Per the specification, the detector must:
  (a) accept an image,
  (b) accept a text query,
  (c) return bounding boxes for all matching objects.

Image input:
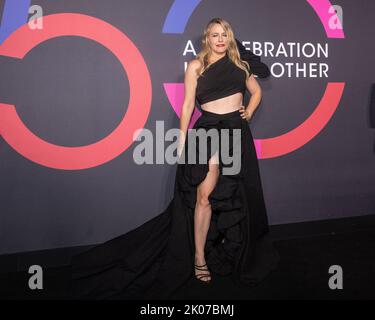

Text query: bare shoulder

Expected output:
[188,58,201,68]
[186,58,202,78]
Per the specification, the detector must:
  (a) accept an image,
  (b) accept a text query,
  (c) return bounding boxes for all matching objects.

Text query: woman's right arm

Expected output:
[178,60,200,152]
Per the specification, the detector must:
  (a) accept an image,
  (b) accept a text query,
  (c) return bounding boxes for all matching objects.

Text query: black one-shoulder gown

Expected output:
[70,108,279,299]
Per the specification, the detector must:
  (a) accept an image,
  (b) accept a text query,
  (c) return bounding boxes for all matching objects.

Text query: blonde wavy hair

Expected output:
[196,18,251,79]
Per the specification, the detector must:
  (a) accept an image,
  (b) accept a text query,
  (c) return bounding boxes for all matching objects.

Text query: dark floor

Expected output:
[1,228,374,300]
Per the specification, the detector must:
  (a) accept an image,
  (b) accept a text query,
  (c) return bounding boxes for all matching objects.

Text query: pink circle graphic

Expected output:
[0,13,152,170]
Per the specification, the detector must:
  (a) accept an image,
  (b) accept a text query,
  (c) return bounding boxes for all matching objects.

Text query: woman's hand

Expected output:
[238,106,253,121]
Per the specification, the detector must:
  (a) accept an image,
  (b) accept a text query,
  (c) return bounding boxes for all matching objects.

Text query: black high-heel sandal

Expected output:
[194,263,211,283]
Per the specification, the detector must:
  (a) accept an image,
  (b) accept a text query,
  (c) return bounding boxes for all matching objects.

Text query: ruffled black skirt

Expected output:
[70,109,279,299]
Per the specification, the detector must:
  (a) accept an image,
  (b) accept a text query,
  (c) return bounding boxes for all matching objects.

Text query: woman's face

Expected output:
[207,23,228,54]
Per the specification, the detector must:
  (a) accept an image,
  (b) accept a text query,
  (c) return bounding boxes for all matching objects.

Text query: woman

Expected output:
[70,17,279,299]
[179,18,266,283]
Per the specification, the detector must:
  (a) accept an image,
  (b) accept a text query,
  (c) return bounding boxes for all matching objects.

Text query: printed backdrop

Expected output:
[0,0,374,254]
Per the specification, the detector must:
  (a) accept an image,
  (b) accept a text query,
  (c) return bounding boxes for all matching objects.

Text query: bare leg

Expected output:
[194,152,219,282]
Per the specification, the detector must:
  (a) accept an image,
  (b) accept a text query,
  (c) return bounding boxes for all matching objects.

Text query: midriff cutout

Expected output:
[200,91,243,114]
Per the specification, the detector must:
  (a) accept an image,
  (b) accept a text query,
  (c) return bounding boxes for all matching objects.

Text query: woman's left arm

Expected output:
[239,74,262,121]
